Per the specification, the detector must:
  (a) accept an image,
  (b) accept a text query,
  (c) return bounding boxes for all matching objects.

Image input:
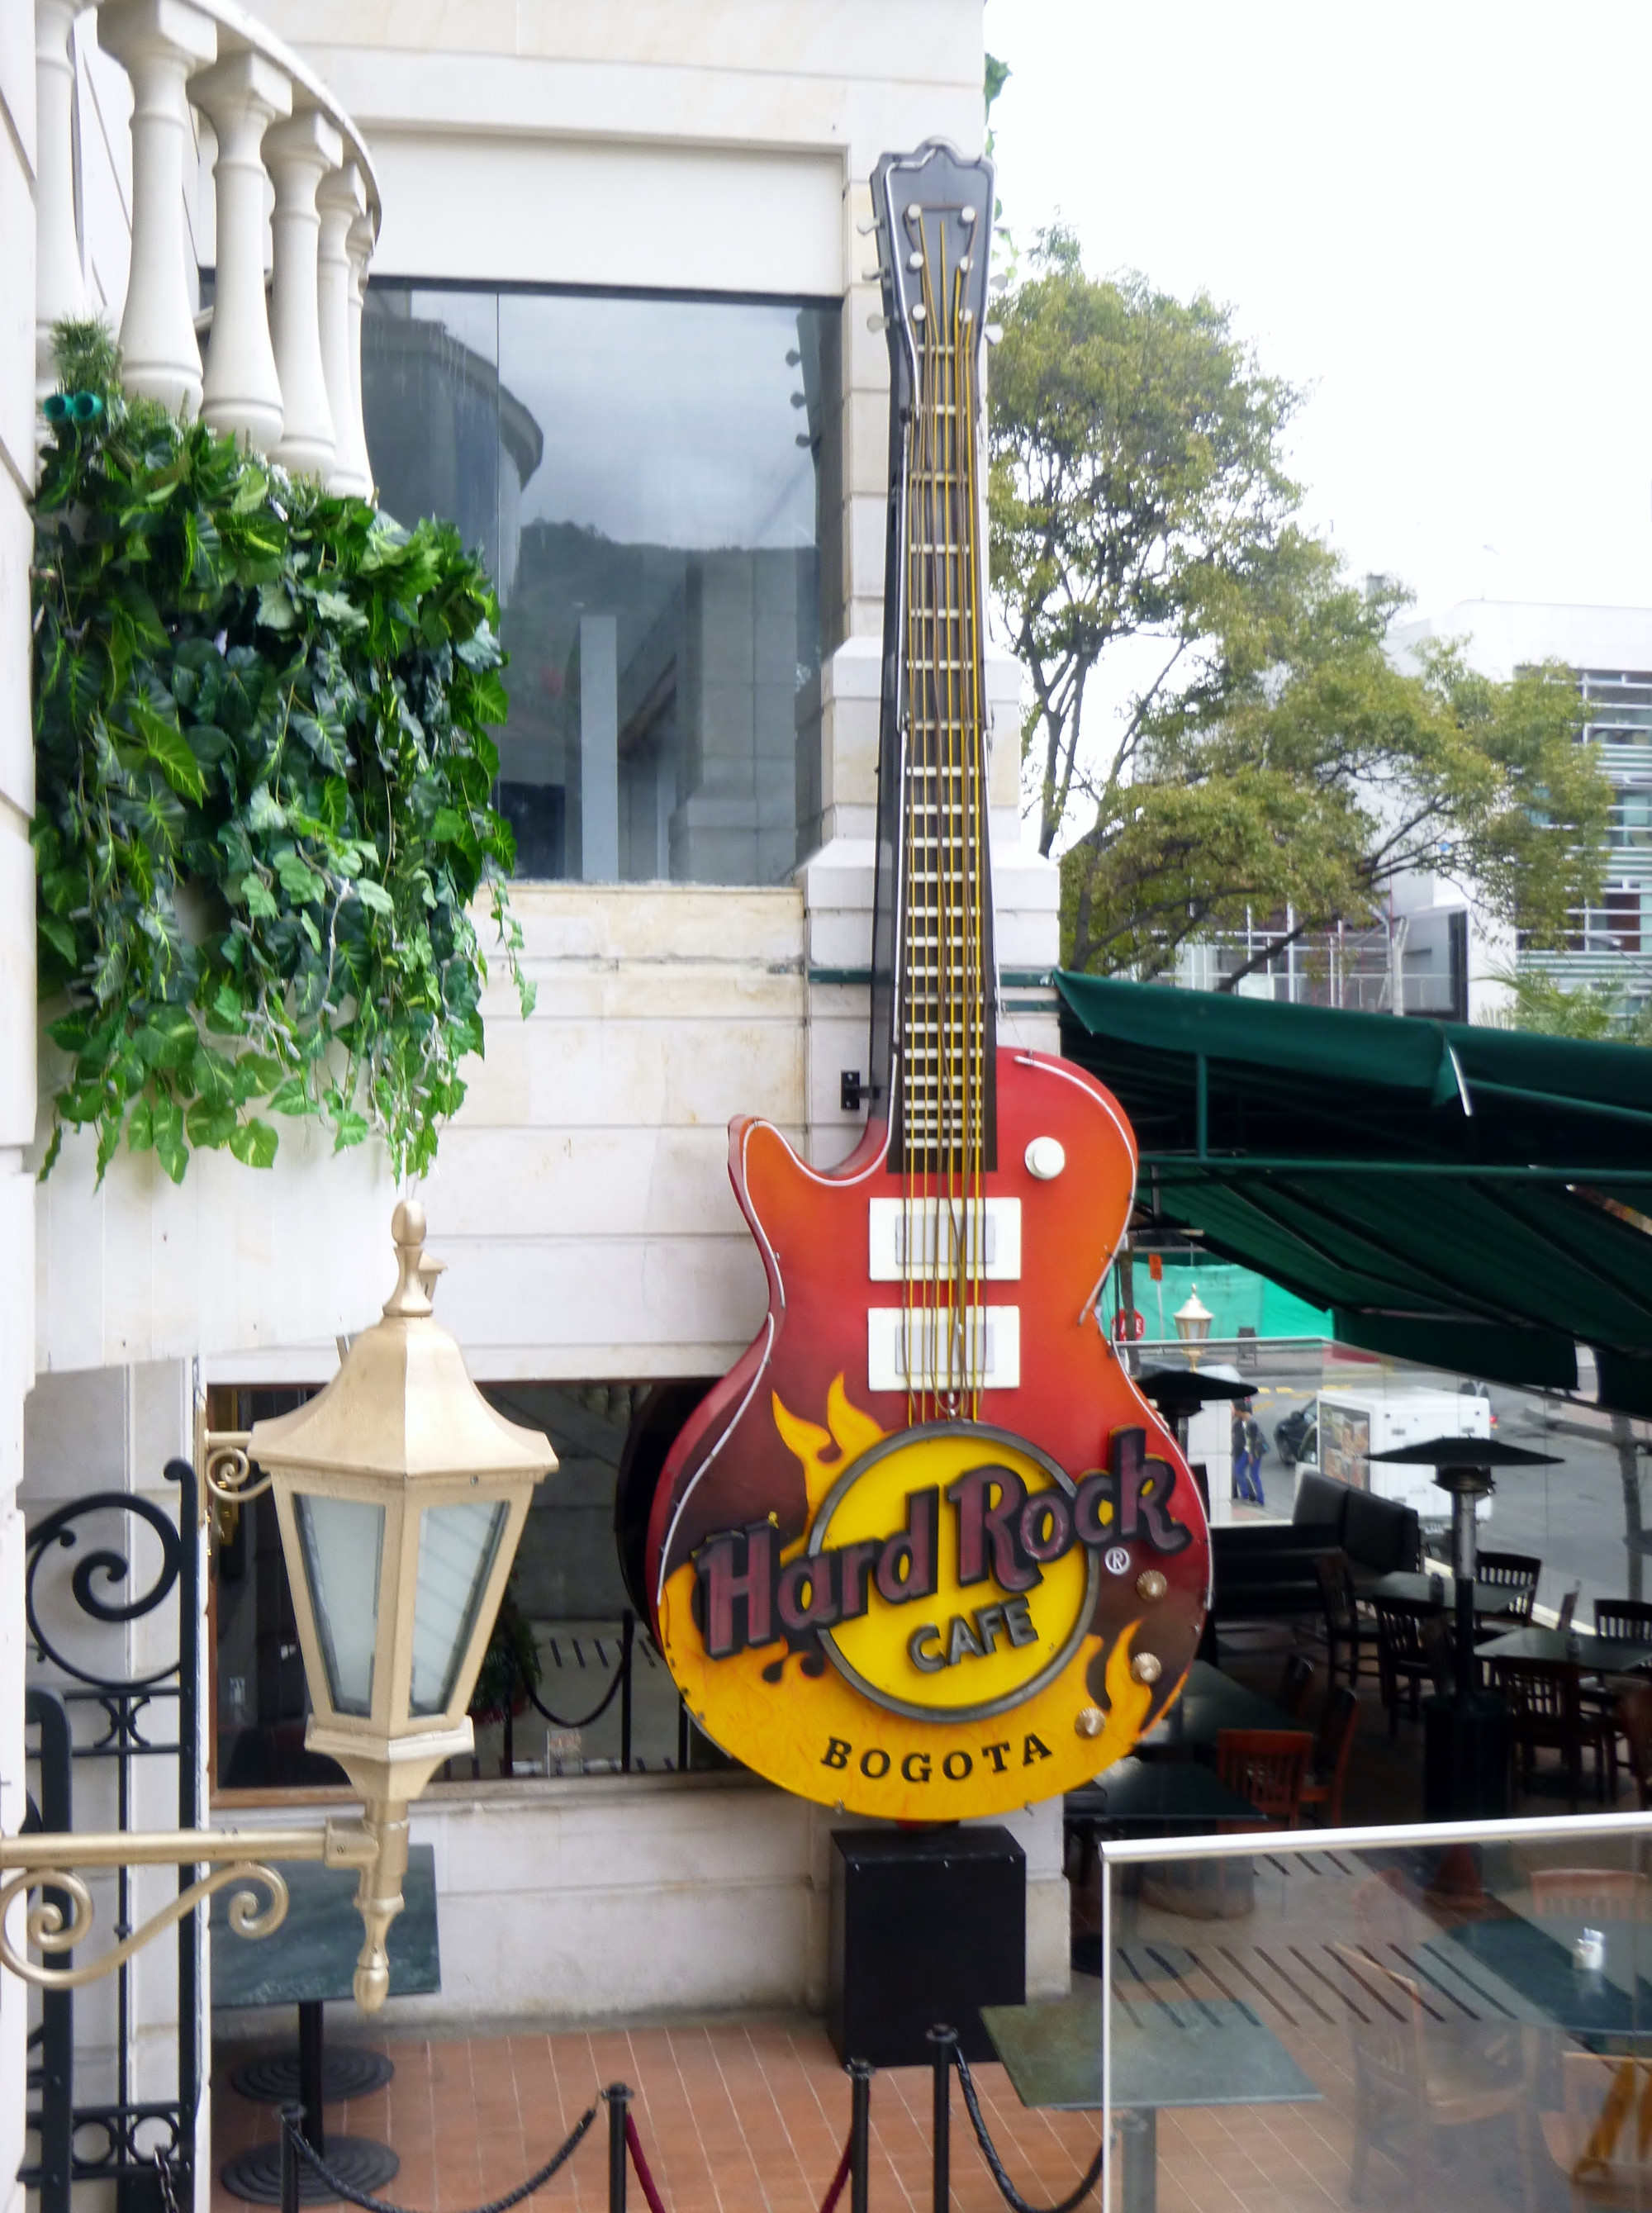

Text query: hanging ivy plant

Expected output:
[31,321,533,1185]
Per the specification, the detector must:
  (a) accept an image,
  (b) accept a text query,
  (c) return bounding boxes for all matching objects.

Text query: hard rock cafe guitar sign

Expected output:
[644,140,1210,1819]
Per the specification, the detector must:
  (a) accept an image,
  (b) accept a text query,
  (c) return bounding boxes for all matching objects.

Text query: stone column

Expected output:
[97,0,218,418]
[35,0,86,401]
[317,163,370,495]
[265,106,342,478]
[345,209,375,497]
[192,50,292,454]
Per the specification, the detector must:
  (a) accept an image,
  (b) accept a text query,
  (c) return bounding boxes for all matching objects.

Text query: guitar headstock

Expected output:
[869,140,995,392]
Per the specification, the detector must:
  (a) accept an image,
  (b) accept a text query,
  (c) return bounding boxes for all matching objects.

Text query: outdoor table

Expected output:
[1355,1570,1514,1619]
[1135,1660,1296,1759]
[981,1989,1320,2213]
[1068,1756,1260,1831]
[1475,1627,1652,1674]
[214,1843,440,2204]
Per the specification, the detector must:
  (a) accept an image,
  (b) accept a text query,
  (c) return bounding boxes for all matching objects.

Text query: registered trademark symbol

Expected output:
[1104,1546,1130,1576]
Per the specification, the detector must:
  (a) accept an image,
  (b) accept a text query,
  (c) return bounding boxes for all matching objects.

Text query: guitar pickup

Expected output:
[867,1304,1022,1391]
[867,1198,1022,1281]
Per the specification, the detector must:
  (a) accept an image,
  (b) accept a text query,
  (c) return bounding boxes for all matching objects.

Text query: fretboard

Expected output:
[890,236,995,1176]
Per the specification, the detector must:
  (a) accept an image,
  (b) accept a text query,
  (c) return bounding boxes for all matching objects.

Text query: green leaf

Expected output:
[185,1098,238,1148]
[153,1097,188,1183]
[127,1096,156,1152]
[141,1005,199,1069]
[244,785,287,833]
[257,582,298,633]
[274,849,326,905]
[40,914,78,966]
[267,1073,315,1117]
[352,878,396,917]
[241,874,279,919]
[228,1117,278,1168]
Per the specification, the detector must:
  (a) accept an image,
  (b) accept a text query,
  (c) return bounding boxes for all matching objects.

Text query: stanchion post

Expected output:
[607,2083,630,2213]
[927,2025,955,2213]
[279,2106,301,2213]
[848,2058,873,2213]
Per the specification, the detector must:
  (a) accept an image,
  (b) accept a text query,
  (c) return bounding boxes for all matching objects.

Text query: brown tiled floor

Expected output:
[211,2021,1109,2213]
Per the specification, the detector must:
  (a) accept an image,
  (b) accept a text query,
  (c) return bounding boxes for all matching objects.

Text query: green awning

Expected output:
[1056,972,1652,1414]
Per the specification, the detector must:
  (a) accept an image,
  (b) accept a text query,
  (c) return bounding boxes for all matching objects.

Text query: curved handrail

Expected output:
[184,0,382,236]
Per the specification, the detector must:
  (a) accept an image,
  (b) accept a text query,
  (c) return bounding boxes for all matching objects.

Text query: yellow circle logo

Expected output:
[806,1422,1099,1723]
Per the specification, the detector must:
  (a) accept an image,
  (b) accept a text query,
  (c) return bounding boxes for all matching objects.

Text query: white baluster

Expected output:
[317,163,370,495]
[98,0,218,418]
[36,0,87,401]
[265,107,342,477]
[346,208,376,502]
[192,50,292,454]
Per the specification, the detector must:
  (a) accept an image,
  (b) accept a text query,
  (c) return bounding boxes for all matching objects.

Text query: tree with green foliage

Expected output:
[1485,968,1652,1045]
[32,320,531,1185]
[987,230,1611,980]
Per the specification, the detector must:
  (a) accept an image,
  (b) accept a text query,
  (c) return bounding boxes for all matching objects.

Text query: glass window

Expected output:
[294,1494,385,1717]
[409,1499,507,1716]
[363,287,836,886]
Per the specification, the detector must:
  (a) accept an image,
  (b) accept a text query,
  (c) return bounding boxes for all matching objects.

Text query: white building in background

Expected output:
[1171,598,1652,1026]
[1391,599,1652,1020]
[5,11,1067,2209]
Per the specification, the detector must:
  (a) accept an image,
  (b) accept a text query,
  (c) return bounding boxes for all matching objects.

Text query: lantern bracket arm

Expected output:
[198,1426,272,1527]
[0,1816,382,1994]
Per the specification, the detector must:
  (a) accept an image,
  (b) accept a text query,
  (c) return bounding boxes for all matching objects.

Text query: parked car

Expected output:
[1275,1407,1317,1468]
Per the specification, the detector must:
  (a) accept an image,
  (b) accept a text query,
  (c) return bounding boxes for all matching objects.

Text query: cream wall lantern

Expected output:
[250,1199,555,2005]
[1172,1286,1213,1344]
[0,1202,554,2016]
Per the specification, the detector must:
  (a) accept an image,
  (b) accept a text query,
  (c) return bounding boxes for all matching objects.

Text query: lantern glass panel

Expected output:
[295,1494,386,1717]
[410,1499,509,1716]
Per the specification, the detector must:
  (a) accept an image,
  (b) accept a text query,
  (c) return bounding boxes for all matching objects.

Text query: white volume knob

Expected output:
[1025,1136,1066,1180]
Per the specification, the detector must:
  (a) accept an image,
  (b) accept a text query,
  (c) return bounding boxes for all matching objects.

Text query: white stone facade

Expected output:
[16,0,1070,2109]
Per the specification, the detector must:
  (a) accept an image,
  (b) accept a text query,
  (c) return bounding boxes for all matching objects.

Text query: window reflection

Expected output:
[363,286,833,885]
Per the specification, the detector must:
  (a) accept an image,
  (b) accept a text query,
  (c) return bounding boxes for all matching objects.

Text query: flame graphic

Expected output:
[772,1374,888,1517]
[1101,1617,1156,1743]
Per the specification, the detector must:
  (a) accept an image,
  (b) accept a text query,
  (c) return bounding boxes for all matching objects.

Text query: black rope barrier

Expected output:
[277,2099,598,2213]
[952,2047,1104,2213]
[514,1642,629,1734]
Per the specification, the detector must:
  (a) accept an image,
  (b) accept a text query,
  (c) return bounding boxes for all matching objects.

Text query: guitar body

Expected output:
[646,1047,1211,1819]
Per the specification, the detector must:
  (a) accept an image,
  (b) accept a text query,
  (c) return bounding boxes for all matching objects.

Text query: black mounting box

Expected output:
[828,1826,1026,2066]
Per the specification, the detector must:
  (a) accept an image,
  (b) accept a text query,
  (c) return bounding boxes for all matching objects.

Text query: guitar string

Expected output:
[899,211,989,1422]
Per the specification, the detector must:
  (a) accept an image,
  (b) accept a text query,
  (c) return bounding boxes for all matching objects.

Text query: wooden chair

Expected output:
[1540,2049,1652,2207]
[1331,1940,1536,2210]
[1617,1684,1652,1809]
[1314,1551,1376,1688]
[1214,1727,1313,1828]
[1300,1683,1358,1826]
[1492,1657,1616,1808]
[1530,1867,1652,1920]
[1421,1612,1458,1695]
[1477,1551,1542,1627]
[1374,1601,1436,1735]
[1273,1648,1314,1721]
[1597,1599,1652,1646]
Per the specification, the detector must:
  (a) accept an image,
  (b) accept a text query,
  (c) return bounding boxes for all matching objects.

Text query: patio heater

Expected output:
[1369,1434,1559,1821]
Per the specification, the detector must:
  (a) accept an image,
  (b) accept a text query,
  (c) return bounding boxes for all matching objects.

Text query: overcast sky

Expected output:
[984,0,1652,624]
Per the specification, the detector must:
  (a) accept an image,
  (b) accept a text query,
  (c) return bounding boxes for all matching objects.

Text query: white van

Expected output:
[1301,1387,1493,1524]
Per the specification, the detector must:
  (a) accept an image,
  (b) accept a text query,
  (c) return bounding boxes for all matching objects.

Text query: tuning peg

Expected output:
[867,314,887,333]
[862,267,884,283]
[786,349,801,367]
[985,322,1004,344]
[989,270,1009,297]
[856,216,880,236]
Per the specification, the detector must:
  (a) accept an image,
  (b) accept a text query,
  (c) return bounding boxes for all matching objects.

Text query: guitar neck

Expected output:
[869,144,998,1180]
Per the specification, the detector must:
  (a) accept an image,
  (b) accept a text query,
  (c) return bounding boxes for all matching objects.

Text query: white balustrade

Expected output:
[98,0,219,418]
[346,211,375,498]
[34,0,86,401]
[318,164,372,496]
[266,107,342,479]
[193,50,291,453]
[36,0,382,492]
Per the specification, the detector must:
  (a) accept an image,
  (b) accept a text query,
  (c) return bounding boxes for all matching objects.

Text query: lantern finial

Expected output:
[383,1199,434,1318]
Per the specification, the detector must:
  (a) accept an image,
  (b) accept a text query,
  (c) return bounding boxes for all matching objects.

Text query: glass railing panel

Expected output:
[1094,1823,1652,2212]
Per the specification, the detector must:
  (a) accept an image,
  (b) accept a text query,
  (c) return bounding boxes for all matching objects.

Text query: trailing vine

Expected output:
[31,321,533,1185]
